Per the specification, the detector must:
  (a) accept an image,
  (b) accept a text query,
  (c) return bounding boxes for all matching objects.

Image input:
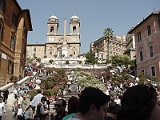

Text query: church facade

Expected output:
[27,14,81,59]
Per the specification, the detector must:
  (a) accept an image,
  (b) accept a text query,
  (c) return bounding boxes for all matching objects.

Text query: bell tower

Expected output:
[70,14,80,34]
[69,14,81,57]
[47,14,59,42]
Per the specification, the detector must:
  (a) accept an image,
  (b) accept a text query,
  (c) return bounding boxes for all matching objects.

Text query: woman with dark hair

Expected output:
[62,96,79,120]
[117,85,160,120]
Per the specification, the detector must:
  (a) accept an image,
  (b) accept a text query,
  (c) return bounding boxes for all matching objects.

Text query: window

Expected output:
[34,47,36,52]
[149,46,154,57]
[138,32,141,42]
[8,60,13,74]
[141,70,145,74]
[50,51,52,55]
[73,51,76,55]
[0,24,3,41]
[140,51,143,61]
[0,0,6,13]
[151,66,155,76]
[50,26,54,32]
[12,13,18,27]
[10,36,15,51]
[147,25,151,36]
[73,26,76,33]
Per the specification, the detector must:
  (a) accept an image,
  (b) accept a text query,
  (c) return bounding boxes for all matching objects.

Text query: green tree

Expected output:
[49,59,54,64]
[36,58,41,63]
[103,28,114,60]
[44,55,47,58]
[77,72,106,91]
[26,57,34,64]
[151,77,159,85]
[65,60,70,64]
[112,54,131,66]
[85,51,97,65]
[137,72,147,84]
[78,60,82,64]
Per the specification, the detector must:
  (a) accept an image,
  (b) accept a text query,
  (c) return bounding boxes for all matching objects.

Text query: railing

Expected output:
[44,64,111,69]
[0,76,33,92]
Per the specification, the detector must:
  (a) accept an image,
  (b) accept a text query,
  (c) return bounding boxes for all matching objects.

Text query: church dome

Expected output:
[49,14,58,19]
[71,14,79,19]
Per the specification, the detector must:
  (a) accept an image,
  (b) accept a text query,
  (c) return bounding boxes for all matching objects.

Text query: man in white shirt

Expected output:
[31,89,43,113]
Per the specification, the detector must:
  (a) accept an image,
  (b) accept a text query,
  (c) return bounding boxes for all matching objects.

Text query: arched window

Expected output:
[50,51,52,55]
[73,26,76,33]
[34,47,36,52]
[50,26,54,32]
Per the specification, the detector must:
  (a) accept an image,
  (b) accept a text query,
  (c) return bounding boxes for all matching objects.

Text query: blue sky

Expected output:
[17,0,160,53]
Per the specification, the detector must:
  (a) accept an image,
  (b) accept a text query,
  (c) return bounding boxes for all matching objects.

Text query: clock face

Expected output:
[49,37,54,42]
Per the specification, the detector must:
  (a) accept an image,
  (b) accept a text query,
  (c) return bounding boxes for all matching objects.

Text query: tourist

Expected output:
[104,102,121,120]
[68,87,110,120]
[13,99,18,118]
[117,85,160,120]
[17,104,23,118]
[13,87,18,99]
[114,96,121,105]
[62,96,79,120]
[31,89,43,112]
[0,96,6,120]
[18,94,23,105]
[3,89,9,104]
[51,99,68,120]
[35,97,49,120]
[22,93,32,119]
[42,114,50,120]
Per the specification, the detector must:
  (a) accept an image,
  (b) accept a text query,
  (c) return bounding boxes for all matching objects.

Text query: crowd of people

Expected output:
[0,83,159,120]
[0,65,160,120]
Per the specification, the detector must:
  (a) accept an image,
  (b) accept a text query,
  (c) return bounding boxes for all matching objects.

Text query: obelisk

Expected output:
[61,18,68,57]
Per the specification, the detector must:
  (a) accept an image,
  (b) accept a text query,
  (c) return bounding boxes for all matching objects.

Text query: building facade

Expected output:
[124,33,136,60]
[27,43,46,59]
[46,14,81,59]
[27,14,81,60]
[0,0,32,85]
[129,10,160,80]
[90,35,126,63]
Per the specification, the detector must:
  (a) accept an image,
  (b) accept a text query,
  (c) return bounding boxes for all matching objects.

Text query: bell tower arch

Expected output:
[47,14,59,43]
[70,14,80,34]
[47,14,59,34]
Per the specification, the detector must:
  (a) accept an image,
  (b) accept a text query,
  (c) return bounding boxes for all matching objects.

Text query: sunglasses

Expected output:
[55,104,62,107]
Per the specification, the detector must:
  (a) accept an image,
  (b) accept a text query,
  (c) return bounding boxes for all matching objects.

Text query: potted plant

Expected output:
[54,54,57,58]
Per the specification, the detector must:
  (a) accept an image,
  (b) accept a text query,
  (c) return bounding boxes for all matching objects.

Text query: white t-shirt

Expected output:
[17,108,23,116]
[114,99,121,105]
